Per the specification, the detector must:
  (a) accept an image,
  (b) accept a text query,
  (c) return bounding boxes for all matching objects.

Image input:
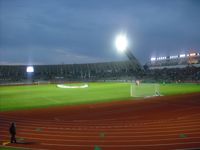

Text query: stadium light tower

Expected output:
[115,33,142,71]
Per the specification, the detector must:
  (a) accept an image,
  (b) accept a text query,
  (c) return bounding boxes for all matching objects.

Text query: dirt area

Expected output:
[1,93,200,150]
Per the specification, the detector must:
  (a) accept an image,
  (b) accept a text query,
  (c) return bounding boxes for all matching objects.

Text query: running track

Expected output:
[1,93,200,150]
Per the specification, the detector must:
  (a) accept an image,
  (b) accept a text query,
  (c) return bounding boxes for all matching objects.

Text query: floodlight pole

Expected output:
[115,33,143,72]
[125,49,143,71]
[27,72,33,84]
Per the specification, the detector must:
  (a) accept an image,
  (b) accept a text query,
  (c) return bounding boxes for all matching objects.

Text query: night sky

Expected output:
[0,0,200,65]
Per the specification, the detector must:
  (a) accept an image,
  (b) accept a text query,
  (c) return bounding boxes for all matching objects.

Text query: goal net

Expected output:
[130,83,161,98]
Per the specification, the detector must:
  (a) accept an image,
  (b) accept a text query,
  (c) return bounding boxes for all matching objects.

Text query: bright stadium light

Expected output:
[180,54,186,58]
[115,33,128,53]
[170,55,178,59]
[189,53,196,56]
[151,57,156,61]
[26,66,34,73]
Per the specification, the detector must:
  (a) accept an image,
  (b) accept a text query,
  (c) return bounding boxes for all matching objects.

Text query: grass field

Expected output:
[0,82,200,112]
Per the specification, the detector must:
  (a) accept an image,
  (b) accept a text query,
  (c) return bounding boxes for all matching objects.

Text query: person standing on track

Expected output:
[9,122,17,143]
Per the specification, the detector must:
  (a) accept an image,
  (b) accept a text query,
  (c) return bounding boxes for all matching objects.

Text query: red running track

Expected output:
[1,93,200,150]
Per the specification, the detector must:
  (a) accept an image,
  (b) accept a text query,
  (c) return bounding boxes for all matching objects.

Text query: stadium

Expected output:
[1,1,200,150]
[1,48,200,150]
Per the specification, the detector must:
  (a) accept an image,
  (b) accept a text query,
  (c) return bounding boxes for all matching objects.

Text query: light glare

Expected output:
[115,34,128,52]
[26,66,34,73]
[179,54,186,58]
[189,53,196,56]
[170,55,178,59]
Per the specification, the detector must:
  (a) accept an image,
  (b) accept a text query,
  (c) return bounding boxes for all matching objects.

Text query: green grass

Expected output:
[132,83,200,97]
[160,83,200,95]
[0,82,200,112]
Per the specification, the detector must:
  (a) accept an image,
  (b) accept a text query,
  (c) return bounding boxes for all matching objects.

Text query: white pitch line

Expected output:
[40,96,62,104]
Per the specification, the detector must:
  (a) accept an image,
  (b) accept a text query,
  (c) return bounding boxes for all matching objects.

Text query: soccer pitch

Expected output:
[0,82,200,111]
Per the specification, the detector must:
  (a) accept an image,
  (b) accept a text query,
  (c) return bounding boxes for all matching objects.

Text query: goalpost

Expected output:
[130,82,161,98]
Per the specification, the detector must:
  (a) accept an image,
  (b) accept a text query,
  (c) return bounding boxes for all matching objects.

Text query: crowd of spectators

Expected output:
[143,66,200,83]
[0,59,200,84]
[148,54,200,68]
[0,61,140,83]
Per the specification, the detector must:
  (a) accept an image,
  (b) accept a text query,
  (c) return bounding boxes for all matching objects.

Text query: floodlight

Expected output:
[115,34,128,53]
[151,57,156,61]
[180,54,186,58]
[170,55,178,59]
[189,53,196,56]
[26,66,34,73]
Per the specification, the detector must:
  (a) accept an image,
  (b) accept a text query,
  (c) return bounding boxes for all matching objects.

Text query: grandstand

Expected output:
[144,51,200,83]
[0,61,141,84]
[147,52,200,69]
[1,51,200,84]
[1,52,200,150]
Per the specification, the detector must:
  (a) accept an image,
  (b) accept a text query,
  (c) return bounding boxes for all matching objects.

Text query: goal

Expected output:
[130,83,161,98]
